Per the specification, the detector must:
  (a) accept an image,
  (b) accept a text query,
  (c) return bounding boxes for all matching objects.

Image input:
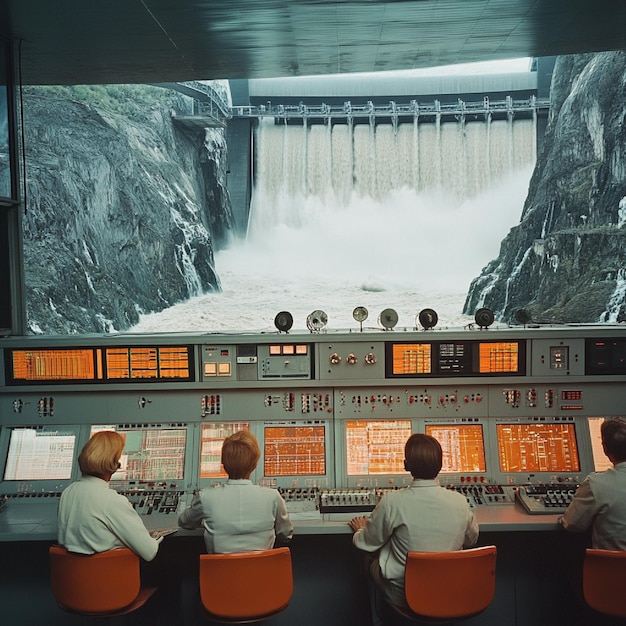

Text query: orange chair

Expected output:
[392,545,497,623]
[49,545,156,617]
[199,547,293,623]
[583,548,626,618]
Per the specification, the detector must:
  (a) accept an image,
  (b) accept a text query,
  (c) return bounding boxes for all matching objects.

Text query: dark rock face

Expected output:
[464,52,626,324]
[21,85,233,334]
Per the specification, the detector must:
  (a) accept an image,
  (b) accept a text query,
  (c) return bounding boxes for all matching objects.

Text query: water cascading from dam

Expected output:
[132,116,535,332]
[251,116,535,213]
[243,117,535,326]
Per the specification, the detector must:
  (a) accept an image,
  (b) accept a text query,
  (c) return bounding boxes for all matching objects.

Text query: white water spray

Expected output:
[132,118,534,333]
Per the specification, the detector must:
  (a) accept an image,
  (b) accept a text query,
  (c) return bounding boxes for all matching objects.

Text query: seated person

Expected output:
[560,417,626,549]
[58,430,161,561]
[178,430,293,553]
[349,433,479,621]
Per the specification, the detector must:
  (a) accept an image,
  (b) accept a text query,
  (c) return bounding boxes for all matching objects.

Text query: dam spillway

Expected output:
[252,116,536,205]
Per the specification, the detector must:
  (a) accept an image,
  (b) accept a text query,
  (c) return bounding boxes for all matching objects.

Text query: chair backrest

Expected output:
[199,548,293,621]
[404,545,497,620]
[583,548,626,618]
[49,545,141,614]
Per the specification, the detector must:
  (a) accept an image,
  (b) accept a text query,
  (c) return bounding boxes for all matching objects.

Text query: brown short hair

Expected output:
[221,430,260,479]
[78,430,125,478]
[404,434,442,479]
[602,418,626,463]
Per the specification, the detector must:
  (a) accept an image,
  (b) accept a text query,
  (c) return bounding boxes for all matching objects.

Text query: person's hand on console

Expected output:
[349,516,368,532]
[149,528,177,540]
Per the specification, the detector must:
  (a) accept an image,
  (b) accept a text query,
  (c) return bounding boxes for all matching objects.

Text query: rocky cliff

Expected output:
[464,52,626,324]
[22,84,232,334]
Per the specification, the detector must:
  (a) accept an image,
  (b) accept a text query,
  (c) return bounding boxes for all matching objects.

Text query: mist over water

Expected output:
[131,119,535,334]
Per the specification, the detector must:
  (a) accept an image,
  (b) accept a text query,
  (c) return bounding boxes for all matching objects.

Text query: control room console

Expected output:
[0,325,623,539]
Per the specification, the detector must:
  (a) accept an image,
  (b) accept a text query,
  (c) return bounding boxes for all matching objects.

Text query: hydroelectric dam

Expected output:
[225,58,553,236]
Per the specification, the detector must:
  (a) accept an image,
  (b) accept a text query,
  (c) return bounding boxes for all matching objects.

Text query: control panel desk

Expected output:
[296,502,561,534]
[0,498,560,542]
[0,500,588,626]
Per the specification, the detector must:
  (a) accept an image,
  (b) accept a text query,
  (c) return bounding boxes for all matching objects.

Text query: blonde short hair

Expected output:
[78,430,125,478]
[221,430,260,479]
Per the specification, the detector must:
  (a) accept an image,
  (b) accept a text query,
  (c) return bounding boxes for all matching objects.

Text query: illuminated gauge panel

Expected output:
[263,422,327,477]
[201,345,235,380]
[495,420,580,474]
[425,420,487,474]
[7,346,193,384]
[345,419,412,476]
[258,344,312,380]
[385,340,526,378]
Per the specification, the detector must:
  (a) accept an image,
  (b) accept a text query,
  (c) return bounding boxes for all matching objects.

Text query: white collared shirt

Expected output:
[178,479,293,553]
[561,462,626,549]
[58,474,160,561]
[353,479,479,586]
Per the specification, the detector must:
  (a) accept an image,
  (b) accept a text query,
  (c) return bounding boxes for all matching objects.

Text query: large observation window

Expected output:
[0,40,16,333]
[0,43,10,199]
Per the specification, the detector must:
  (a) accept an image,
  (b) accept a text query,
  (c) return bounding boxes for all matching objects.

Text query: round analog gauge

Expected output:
[474,307,495,328]
[274,311,293,333]
[353,306,369,323]
[378,308,398,330]
[418,308,438,330]
[306,310,328,332]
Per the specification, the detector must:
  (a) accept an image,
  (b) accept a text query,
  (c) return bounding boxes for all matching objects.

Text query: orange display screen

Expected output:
[391,343,432,375]
[11,349,97,381]
[10,345,191,383]
[199,422,250,478]
[264,425,326,476]
[496,423,580,473]
[105,346,190,380]
[425,424,486,473]
[346,420,413,475]
[478,342,520,373]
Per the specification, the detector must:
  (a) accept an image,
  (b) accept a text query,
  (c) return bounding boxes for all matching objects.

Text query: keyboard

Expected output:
[516,484,578,515]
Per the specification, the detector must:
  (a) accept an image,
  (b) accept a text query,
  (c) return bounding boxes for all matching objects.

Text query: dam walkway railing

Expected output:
[230,95,550,125]
[165,80,549,128]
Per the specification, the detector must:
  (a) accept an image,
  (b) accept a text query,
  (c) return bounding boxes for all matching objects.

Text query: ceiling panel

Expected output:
[0,0,624,85]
